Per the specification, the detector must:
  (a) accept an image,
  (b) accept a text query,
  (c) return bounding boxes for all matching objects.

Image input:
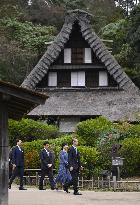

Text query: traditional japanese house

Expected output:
[21,9,140,132]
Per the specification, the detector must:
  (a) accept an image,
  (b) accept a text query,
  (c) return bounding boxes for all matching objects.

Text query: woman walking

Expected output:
[55,142,72,193]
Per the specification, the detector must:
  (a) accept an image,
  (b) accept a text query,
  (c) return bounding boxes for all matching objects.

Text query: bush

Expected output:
[79,146,99,178]
[115,121,133,140]
[120,137,140,176]
[8,118,59,146]
[76,118,140,177]
[129,124,140,138]
[97,137,119,173]
[76,117,115,146]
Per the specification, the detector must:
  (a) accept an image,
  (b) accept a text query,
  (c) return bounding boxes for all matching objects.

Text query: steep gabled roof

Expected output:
[21,9,139,93]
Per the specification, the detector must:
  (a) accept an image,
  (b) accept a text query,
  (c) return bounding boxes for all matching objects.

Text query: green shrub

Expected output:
[24,150,40,169]
[120,137,140,176]
[8,118,59,146]
[76,117,115,146]
[79,146,99,178]
[97,137,119,173]
[129,124,140,138]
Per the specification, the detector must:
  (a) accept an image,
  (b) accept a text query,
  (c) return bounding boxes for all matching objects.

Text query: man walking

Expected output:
[68,138,82,195]
[39,141,56,190]
[9,139,26,190]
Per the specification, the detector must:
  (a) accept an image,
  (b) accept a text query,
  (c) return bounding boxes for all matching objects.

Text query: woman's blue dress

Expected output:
[55,150,72,185]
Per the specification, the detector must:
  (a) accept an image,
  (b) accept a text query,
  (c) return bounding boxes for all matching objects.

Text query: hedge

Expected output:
[8,118,59,146]
[76,117,117,146]
[120,137,140,176]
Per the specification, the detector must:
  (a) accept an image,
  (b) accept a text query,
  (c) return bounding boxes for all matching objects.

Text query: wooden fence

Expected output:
[23,169,140,191]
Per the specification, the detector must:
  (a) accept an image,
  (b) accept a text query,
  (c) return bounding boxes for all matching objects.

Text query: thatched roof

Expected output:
[29,89,140,121]
[21,10,138,94]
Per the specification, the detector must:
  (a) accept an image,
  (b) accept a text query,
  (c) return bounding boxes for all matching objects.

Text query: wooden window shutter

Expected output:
[48,72,57,86]
[64,48,71,63]
[84,48,92,63]
[99,71,108,86]
[78,71,85,86]
[71,71,85,86]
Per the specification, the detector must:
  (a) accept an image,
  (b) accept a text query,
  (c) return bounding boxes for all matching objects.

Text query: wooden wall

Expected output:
[37,69,118,88]
[53,22,104,66]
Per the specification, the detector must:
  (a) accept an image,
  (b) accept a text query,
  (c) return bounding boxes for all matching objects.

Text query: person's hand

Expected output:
[80,166,84,171]
[70,166,73,171]
[12,164,16,170]
[48,164,52,168]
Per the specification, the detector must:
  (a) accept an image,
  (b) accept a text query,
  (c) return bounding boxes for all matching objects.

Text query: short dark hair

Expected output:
[61,142,68,150]
[43,141,49,146]
[16,139,21,144]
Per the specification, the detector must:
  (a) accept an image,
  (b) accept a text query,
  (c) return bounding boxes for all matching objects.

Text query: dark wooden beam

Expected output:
[9,99,34,109]
[0,101,8,205]
[0,81,47,105]
[51,64,106,70]
[8,104,30,114]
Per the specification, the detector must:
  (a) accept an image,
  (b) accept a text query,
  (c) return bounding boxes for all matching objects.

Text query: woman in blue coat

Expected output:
[55,142,72,193]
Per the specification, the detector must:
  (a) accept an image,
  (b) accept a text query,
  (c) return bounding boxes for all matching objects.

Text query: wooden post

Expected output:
[0,100,8,205]
[117,166,120,181]
[108,176,111,189]
[97,177,100,188]
[113,176,117,191]
[82,177,84,188]
[101,177,103,188]
[36,172,38,186]
[92,177,94,189]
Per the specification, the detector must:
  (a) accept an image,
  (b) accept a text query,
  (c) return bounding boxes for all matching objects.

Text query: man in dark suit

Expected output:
[39,141,56,190]
[68,138,82,195]
[9,139,26,190]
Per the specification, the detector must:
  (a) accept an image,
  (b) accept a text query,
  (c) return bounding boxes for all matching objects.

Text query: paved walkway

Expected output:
[9,187,140,205]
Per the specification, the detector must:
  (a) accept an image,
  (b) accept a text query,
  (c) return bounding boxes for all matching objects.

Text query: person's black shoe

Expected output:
[51,187,56,190]
[8,184,11,189]
[19,187,27,190]
[73,192,82,195]
[64,188,70,193]
[63,185,70,193]
[39,188,46,190]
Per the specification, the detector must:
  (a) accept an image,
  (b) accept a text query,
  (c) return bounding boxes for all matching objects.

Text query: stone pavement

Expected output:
[9,187,140,205]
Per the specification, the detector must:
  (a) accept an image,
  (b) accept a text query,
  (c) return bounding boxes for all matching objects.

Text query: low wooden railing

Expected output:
[23,169,140,191]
